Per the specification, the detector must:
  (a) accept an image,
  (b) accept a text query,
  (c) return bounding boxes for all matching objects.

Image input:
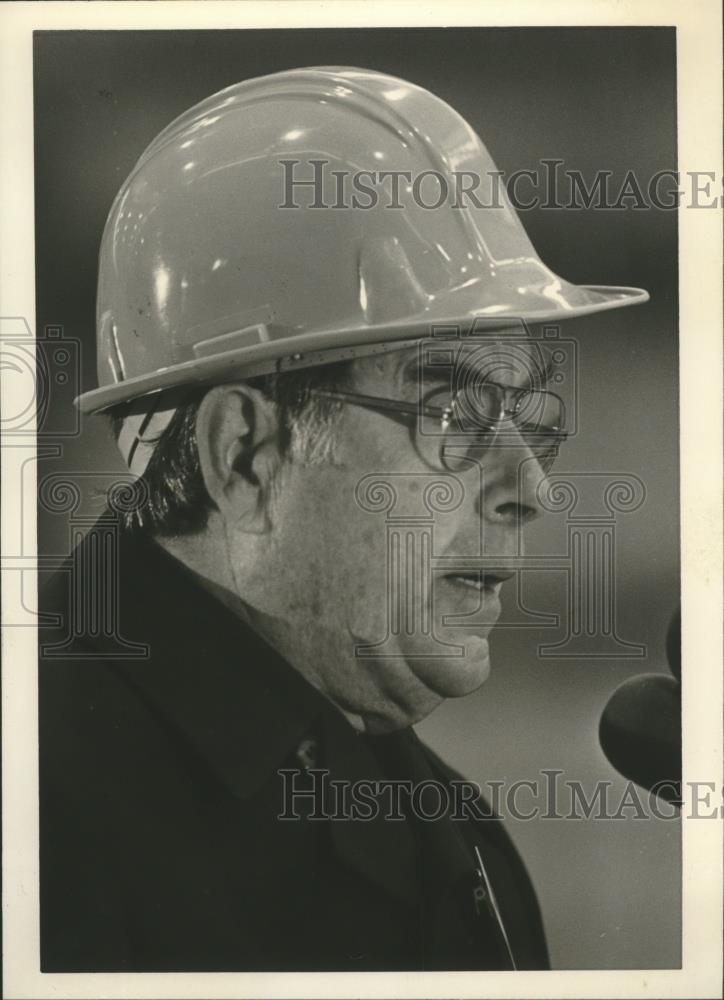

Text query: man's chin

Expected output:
[407,634,492,699]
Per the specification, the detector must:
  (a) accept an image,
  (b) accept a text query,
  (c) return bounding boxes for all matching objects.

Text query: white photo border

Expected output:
[1,2,721,998]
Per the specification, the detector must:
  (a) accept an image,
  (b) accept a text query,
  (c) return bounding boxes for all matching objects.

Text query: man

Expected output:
[39,66,648,972]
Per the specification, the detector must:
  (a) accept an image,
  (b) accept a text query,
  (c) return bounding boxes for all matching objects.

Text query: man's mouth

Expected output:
[443,569,515,594]
[440,569,514,633]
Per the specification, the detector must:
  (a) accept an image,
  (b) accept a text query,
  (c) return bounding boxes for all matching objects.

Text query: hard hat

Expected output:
[77,66,649,415]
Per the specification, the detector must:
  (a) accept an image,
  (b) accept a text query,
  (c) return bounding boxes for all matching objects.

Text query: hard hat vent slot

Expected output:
[193,323,271,359]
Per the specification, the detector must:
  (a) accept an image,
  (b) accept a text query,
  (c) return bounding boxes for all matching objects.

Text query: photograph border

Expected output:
[1,2,722,998]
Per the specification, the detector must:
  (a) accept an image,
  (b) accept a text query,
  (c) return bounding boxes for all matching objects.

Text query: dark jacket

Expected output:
[39,514,549,972]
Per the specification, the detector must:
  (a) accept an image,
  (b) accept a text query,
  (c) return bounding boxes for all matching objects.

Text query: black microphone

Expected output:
[598,609,681,804]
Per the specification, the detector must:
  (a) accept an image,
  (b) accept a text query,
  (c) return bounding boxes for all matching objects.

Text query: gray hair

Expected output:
[108,363,350,536]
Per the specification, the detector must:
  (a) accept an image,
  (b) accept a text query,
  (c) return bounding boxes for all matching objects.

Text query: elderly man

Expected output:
[39,67,648,972]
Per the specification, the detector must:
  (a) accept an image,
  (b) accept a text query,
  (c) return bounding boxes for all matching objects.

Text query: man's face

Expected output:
[237,336,554,732]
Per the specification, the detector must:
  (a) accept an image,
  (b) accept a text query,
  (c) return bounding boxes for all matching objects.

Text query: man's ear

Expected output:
[195,383,282,533]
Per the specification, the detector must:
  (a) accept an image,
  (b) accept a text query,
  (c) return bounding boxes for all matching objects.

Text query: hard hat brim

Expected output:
[77,283,648,414]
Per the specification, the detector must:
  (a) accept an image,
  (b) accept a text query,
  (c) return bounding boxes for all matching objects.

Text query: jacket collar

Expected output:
[93,522,327,800]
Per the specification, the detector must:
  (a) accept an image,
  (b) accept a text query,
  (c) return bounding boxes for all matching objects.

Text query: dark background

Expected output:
[34,27,680,969]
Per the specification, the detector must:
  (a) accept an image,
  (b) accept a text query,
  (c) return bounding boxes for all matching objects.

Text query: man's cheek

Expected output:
[345,527,393,642]
[346,545,438,652]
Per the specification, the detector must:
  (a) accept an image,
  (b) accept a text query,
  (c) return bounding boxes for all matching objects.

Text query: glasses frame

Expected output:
[312,380,568,473]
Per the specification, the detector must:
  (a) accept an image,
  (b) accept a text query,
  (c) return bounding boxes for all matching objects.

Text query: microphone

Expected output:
[598,608,681,804]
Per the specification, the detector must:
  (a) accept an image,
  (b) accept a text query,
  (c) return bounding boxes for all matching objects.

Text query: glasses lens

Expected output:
[449,382,501,429]
[519,432,565,473]
[512,390,566,472]
[513,388,563,432]
[432,386,498,471]
[431,384,566,472]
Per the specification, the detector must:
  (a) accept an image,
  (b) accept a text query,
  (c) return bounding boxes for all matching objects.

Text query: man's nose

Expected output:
[476,421,550,527]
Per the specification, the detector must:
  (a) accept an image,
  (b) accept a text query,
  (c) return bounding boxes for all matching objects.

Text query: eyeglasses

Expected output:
[312,380,567,473]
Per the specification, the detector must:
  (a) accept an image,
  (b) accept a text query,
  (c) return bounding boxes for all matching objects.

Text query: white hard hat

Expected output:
[78,65,648,416]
